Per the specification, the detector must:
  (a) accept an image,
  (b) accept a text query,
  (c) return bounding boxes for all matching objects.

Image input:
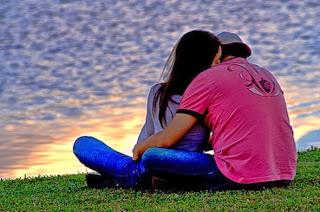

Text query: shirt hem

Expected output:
[215,158,296,184]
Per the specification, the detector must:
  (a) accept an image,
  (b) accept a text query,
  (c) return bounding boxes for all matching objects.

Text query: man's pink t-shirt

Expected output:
[177,58,297,184]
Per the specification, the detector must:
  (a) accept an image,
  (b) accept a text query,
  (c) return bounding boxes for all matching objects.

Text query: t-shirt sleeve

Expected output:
[177,73,213,119]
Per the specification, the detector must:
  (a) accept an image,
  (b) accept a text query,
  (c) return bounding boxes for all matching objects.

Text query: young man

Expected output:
[133,32,297,190]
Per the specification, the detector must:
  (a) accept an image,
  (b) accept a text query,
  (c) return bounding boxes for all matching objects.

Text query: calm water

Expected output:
[0,0,319,179]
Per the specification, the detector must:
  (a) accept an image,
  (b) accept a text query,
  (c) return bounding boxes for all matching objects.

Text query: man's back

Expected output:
[178,57,297,184]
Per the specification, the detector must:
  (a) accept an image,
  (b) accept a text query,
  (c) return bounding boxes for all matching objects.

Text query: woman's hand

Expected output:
[132,142,144,161]
[132,132,162,161]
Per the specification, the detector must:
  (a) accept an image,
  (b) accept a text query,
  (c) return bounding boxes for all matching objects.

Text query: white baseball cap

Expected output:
[217,32,252,56]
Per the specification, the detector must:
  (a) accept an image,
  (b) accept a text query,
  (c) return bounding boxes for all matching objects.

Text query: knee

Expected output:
[141,147,163,166]
[73,136,93,155]
[142,147,161,158]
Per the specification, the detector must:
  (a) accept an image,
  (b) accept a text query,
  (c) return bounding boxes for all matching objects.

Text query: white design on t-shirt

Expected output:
[228,62,280,97]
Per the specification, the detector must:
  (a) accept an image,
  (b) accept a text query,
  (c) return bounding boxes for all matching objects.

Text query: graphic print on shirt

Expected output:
[227,62,281,97]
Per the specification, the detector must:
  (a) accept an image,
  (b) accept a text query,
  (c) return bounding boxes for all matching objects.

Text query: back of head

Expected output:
[168,30,220,94]
[216,32,251,62]
[156,30,221,127]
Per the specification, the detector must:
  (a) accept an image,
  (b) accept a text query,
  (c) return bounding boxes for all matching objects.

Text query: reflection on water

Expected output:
[0,105,146,179]
[0,0,319,179]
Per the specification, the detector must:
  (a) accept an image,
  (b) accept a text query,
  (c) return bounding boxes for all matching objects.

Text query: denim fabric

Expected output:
[142,147,216,176]
[73,136,229,190]
[142,147,229,190]
[73,136,146,188]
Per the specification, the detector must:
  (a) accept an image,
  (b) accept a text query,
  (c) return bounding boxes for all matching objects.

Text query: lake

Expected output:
[0,0,319,179]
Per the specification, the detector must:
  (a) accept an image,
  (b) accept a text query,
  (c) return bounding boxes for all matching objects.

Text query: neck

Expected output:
[222,56,236,62]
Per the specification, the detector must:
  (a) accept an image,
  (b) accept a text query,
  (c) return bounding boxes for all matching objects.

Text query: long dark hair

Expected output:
[154,30,221,127]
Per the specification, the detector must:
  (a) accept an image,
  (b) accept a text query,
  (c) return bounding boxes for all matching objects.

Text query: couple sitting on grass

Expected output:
[73,30,297,191]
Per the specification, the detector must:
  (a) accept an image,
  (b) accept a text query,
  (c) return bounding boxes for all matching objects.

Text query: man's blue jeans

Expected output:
[73,136,228,189]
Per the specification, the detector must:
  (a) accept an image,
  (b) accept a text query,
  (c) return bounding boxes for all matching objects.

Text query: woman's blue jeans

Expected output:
[73,136,227,189]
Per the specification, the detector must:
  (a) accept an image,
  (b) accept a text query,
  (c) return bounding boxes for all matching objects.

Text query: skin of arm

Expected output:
[132,113,198,161]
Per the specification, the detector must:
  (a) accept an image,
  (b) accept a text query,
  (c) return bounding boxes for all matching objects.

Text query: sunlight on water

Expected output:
[2,106,146,179]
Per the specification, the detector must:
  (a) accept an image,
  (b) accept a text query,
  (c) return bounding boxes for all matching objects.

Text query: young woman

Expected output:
[73,30,221,189]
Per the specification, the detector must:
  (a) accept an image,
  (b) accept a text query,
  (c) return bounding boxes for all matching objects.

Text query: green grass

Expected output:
[1,148,319,211]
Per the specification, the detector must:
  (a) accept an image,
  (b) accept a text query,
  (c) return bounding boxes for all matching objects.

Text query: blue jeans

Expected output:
[141,147,230,190]
[73,136,228,189]
[73,136,146,188]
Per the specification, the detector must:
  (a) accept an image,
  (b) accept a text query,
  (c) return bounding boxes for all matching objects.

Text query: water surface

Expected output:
[0,0,319,179]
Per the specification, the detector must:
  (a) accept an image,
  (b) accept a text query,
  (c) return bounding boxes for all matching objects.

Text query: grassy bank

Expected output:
[1,148,319,211]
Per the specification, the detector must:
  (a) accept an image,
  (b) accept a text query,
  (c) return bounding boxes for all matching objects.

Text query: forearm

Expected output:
[133,131,169,160]
[132,113,198,160]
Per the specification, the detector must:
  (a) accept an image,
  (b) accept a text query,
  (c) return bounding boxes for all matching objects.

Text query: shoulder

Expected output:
[192,63,228,84]
[149,83,163,95]
[185,69,216,94]
[189,58,246,89]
